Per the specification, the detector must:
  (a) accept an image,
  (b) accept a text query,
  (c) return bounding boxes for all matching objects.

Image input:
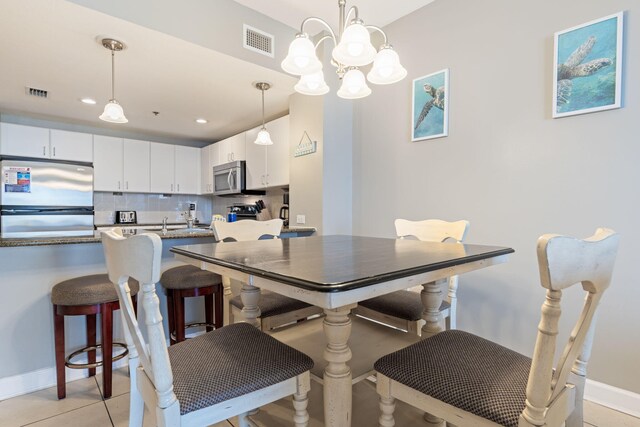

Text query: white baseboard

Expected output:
[0,358,128,401]
[585,379,640,418]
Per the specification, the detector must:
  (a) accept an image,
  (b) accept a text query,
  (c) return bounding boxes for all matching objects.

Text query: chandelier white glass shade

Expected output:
[337,68,371,99]
[294,71,330,95]
[99,38,128,124]
[281,0,406,99]
[254,82,273,146]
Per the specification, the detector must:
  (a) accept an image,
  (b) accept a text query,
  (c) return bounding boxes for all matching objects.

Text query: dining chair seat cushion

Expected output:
[375,330,531,427]
[359,290,451,321]
[230,290,314,318]
[51,274,139,306]
[168,322,314,415]
[160,265,222,290]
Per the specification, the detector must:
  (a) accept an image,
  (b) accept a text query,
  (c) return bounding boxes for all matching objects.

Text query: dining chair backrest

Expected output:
[520,228,619,426]
[212,218,283,242]
[394,218,469,243]
[101,228,179,411]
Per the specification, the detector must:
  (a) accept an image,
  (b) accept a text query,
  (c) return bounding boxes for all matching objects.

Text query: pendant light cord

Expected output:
[261,86,266,128]
[111,49,115,100]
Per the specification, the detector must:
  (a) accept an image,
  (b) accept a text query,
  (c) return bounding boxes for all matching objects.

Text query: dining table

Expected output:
[171,235,514,427]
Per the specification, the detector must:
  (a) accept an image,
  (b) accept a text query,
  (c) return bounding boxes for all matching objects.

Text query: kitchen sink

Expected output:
[145,228,212,235]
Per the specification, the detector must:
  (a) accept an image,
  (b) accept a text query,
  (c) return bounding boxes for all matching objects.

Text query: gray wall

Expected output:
[353,0,639,393]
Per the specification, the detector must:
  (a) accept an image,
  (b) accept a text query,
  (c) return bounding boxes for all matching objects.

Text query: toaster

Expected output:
[115,210,137,224]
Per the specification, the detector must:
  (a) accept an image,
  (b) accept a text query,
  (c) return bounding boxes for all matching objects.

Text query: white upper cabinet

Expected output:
[245,115,290,190]
[200,143,219,194]
[217,133,246,164]
[149,142,175,194]
[0,123,50,159]
[93,135,124,192]
[123,139,150,193]
[175,145,200,194]
[50,129,93,162]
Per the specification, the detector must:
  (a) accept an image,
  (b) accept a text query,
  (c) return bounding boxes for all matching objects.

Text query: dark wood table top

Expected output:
[171,235,514,293]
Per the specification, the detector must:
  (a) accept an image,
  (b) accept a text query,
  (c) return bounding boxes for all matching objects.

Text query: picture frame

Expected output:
[552,12,624,118]
[412,68,449,141]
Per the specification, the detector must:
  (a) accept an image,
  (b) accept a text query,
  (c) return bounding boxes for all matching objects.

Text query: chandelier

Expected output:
[99,38,128,124]
[281,0,407,99]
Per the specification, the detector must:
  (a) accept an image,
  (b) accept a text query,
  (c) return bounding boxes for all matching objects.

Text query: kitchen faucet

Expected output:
[162,217,168,235]
[181,210,194,229]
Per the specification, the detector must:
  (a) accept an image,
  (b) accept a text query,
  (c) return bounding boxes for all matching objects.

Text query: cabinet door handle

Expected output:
[171,184,174,192]
[125,181,129,190]
[266,174,269,185]
[118,181,121,190]
[53,147,56,157]
[177,183,180,192]
[43,146,46,156]
[231,152,235,161]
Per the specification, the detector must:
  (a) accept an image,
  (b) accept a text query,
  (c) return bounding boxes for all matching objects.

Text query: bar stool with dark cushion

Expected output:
[52,274,139,399]
[160,265,223,345]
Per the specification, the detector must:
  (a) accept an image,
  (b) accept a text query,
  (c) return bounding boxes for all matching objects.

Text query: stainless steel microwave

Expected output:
[212,161,265,196]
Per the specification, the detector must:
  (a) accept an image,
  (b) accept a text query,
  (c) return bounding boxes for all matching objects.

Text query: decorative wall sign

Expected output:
[294,131,317,157]
[412,69,449,141]
[553,12,624,118]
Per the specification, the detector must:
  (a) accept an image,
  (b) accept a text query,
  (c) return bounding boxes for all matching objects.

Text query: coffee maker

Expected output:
[279,191,289,226]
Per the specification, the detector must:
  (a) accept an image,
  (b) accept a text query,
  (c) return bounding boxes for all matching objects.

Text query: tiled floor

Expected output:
[0,368,638,427]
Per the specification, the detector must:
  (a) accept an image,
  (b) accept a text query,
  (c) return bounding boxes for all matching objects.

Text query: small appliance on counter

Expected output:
[0,159,94,238]
[279,191,289,226]
[115,210,137,224]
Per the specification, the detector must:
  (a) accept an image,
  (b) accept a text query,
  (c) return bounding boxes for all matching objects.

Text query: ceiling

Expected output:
[0,0,434,144]
[233,0,436,34]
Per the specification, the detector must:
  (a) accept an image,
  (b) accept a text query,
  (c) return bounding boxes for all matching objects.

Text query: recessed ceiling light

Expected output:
[195,118,208,124]
[81,98,97,105]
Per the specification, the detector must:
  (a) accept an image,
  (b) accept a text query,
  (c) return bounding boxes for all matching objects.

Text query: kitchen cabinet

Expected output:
[0,124,92,162]
[150,142,175,193]
[175,146,200,194]
[217,133,245,164]
[49,129,93,162]
[94,136,150,192]
[200,143,219,194]
[150,143,200,194]
[245,115,290,189]
[0,123,50,159]
[93,135,124,191]
[123,139,150,192]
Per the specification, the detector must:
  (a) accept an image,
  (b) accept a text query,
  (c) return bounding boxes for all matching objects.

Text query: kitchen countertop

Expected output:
[0,226,317,247]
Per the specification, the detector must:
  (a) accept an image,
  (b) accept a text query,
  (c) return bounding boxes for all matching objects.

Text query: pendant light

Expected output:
[254,82,273,146]
[99,38,128,124]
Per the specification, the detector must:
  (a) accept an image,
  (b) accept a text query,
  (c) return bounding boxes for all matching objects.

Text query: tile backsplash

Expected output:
[94,193,213,225]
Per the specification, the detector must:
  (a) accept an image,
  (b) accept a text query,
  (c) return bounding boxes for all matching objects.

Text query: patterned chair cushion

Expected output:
[375,330,531,427]
[168,322,314,415]
[230,290,315,318]
[51,274,139,306]
[359,290,451,321]
[160,265,222,290]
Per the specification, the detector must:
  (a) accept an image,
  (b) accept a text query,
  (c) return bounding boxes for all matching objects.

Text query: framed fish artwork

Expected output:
[553,12,624,118]
[412,69,449,141]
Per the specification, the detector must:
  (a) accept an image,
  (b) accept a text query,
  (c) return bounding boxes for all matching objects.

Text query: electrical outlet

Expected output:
[296,214,306,225]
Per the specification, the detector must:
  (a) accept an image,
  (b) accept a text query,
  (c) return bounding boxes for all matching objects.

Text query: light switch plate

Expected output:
[296,214,306,225]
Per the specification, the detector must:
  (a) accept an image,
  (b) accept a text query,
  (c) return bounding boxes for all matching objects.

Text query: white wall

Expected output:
[353,0,640,393]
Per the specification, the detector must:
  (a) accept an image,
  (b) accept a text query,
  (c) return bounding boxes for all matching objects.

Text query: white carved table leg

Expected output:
[421,279,447,339]
[240,275,261,328]
[222,276,232,326]
[323,304,357,427]
[421,279,447,426]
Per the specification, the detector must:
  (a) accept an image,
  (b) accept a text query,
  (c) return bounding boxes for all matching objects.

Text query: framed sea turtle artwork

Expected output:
[412,69,449,141]
[553,12,624,118]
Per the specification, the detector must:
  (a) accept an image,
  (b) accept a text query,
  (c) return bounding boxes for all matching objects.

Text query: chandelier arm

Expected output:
[365,25,388,45]
[315,34,337,49]
[300,17,337,44]
[344,6,360,30]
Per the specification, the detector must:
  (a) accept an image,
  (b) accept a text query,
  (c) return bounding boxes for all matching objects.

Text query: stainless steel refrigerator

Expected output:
[1,159,94,238]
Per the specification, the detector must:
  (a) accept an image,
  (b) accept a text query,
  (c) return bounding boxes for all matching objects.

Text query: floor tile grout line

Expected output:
[19,400,108,427]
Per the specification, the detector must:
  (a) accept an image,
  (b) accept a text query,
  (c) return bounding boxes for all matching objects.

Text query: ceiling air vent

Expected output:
[26,87,48,99]
[243,24,274,58]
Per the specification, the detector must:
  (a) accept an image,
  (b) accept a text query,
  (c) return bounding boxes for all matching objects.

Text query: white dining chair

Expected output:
[375,228,619,427]
[354,219,470,335]
[212,219,323,331]
[101,228,313,427]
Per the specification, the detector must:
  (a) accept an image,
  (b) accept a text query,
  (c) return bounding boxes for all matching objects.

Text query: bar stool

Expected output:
[51,274,139,399]
[160,265,223,344]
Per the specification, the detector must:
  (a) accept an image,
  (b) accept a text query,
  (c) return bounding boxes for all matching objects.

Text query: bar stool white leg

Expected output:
[323,303,357,427]
[240,275,261,328]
